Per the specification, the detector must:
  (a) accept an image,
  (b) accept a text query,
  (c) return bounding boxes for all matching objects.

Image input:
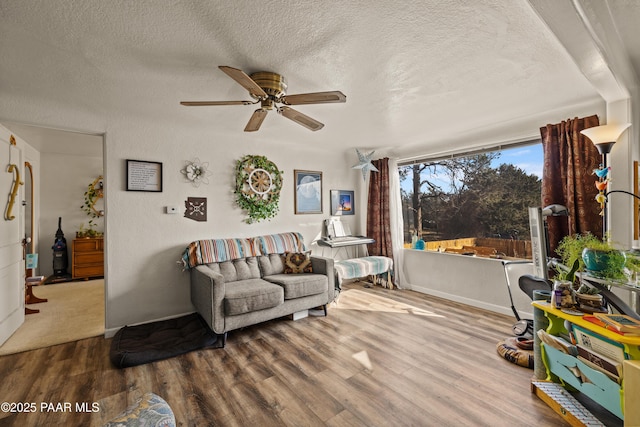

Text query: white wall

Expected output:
[99,118,360,332]
[403,249,538,320]
[38,152,103,277]
[606,98,634,250]
[2,104,362,335]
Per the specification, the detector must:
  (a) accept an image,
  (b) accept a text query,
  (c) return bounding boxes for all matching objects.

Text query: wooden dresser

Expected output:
[72,237,104,279]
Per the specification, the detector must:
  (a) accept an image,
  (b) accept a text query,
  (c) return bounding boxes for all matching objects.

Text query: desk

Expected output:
[316,236,374,259]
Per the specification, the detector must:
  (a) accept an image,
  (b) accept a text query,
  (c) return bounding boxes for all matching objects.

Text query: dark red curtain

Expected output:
[367,158,393,261]
[540,115,601,255]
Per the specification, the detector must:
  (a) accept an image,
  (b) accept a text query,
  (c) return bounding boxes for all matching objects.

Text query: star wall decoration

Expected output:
[352,149,379,181]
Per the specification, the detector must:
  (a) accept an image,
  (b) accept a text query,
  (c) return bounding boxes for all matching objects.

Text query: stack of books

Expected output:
[593,313,640,334]
[571,321,635,384]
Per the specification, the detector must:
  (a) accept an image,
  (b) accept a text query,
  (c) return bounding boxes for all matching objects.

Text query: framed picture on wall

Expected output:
[294,170,322,214]
[330,190,355,216]
[126,159,163,192]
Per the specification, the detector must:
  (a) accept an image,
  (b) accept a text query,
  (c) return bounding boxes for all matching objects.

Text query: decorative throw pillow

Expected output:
[282,251,313,274]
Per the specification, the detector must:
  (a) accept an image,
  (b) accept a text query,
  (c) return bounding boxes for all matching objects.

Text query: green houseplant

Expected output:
[77,221,101,238]
[574,282,604,311]
[78,177,104,238]
[556,233,626,281]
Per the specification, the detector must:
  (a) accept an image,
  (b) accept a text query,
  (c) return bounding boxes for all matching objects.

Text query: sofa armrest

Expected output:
[190,265,226,333]
[311,256,335,302]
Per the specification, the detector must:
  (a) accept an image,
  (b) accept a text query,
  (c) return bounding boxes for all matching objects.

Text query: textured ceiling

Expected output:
[0,0,635,158]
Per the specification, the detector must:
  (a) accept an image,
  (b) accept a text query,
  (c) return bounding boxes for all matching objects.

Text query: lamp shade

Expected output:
[580,123,631,154]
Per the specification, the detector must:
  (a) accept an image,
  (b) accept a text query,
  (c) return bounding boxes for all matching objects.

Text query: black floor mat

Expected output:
[110,313,222,368]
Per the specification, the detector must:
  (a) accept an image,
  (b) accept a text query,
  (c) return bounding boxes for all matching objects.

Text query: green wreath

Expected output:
[235,155,283,224]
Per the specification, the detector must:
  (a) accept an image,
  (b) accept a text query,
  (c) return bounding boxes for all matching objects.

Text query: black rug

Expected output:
[110,313,222,368]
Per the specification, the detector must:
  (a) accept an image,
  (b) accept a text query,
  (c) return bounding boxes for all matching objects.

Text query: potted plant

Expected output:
[575,283,604,312]
[556,233,626,281]
[78,176,104,237]
[77,221,103,238]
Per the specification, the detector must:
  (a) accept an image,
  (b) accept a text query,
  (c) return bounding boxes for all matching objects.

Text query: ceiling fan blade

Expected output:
[219,66,268,98]
[244,109,268,132]
[180,100,257,106]
[280,91,346,105]
[278,106,324,131]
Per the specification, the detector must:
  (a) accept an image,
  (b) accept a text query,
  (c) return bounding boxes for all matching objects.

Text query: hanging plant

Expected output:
[79,176,104,237]
[235,155,283,224]
[82,176,104,218]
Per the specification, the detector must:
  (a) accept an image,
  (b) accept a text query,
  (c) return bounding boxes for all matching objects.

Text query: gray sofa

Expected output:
[185,233,335,345]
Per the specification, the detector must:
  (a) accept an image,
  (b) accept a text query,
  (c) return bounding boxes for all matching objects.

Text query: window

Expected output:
[398,142,542,259]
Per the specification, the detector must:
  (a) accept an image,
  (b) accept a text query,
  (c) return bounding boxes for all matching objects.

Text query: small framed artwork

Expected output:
[294,170,322,214]
[185,197,207,222]
[126,159,163,192]
[330,190,355,216]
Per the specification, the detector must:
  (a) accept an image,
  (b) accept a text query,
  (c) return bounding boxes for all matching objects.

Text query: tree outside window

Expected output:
[399,144,542,259]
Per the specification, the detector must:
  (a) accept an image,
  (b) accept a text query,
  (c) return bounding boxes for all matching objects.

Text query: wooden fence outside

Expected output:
[412,237,532,259]
[477,238,532,259]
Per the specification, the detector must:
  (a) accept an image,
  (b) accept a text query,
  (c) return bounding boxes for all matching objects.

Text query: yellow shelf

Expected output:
[532,301,640,347]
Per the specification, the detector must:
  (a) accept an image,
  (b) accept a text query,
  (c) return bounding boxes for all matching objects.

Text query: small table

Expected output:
[25,275,47,315]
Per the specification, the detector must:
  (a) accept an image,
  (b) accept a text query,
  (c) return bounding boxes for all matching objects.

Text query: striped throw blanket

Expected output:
[181,232,306,269]
[334,256,393,287]
[257,232,306,255]
[182,238,260,269]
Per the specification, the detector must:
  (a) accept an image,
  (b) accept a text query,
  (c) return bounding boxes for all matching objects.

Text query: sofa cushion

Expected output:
[283,251,313,274]
[208,257,261,282]
[258,254,285,276]
[264,274,328,300]
[224,278,284,316]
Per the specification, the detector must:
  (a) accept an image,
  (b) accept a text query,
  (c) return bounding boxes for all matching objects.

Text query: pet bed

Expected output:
[110,313,221,368]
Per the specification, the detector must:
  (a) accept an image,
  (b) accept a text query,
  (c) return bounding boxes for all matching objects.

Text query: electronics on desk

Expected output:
[323,217,351,240]
[320,218,373,244]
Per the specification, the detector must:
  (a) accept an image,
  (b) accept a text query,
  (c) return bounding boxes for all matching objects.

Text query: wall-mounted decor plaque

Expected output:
[126,159,163,192]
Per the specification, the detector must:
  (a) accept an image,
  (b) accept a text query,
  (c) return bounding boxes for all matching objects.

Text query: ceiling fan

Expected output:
[181,66,346,132]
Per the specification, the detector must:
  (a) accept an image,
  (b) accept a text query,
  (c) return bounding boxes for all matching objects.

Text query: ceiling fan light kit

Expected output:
[181,66,346,132]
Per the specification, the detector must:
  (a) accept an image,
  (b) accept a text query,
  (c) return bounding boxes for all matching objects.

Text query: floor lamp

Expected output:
[580,123,632,237]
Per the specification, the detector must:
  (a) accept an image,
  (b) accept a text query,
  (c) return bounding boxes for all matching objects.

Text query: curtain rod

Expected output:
[397,138,541,167]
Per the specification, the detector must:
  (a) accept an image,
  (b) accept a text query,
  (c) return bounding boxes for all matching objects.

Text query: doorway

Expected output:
[0,122,106,355]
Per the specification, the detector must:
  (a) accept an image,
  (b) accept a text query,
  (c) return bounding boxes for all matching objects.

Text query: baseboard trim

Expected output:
[408,283,525,318]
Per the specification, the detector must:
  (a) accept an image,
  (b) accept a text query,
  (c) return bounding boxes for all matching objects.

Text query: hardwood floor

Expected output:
[0,282,570,426]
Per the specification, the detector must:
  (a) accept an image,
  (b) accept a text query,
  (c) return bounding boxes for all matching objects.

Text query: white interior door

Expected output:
[0,129,25,346]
